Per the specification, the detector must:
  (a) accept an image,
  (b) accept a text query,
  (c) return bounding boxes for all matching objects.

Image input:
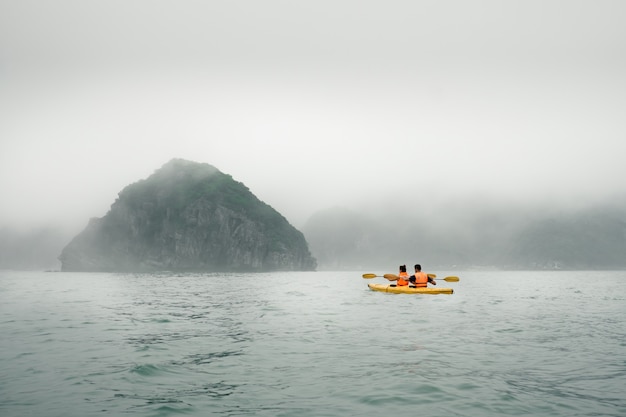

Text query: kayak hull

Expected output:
[368,283,453,294]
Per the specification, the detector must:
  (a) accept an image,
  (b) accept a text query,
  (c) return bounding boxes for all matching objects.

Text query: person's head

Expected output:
[414,264,422,271]
[399,265,407,273]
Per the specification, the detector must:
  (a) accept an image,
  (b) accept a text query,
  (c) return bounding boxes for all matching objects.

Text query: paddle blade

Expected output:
[383,273,399,281]
[428,273,437,279]
[362,273,378,279]
[443,276,460,282]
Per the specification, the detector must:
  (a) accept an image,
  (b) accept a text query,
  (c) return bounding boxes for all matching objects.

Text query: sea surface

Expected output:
[1,270,625,417]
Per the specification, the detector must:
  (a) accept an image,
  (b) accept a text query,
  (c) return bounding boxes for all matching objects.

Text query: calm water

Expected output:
[1,270,625,417]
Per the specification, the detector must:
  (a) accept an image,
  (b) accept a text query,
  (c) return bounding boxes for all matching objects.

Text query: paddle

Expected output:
[361,273,402,280]
[423,273,461,282]
[363,274,459,282]
[428,274,460,282]
[438,276,459,282]
[362,273,459,282]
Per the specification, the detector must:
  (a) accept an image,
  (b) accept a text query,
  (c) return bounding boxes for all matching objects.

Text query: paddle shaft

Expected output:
[362,273,459,282]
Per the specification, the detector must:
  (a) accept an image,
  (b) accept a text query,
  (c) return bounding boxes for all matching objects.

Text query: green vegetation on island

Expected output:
[59,159,317,272]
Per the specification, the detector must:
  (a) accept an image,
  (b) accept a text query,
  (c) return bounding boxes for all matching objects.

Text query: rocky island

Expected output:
[59,159,317,272]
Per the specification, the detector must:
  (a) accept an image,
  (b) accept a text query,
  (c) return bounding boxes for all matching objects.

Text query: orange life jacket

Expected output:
[413,271,428,287]
[397,271,409,286]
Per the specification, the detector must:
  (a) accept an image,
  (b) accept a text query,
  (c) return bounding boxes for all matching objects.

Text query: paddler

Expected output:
[409,264,436,287]
[389,264,410,287]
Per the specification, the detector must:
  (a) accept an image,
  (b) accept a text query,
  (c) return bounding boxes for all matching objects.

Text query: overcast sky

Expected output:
[1,0,625,232]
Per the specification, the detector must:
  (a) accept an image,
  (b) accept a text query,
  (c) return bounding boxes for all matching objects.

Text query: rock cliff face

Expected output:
[60,159,317,272]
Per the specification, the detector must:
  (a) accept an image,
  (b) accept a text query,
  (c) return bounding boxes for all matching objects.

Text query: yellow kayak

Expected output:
[368,283,454,294]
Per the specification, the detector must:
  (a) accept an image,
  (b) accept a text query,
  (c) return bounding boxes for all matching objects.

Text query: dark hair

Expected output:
[399,265,407,272]
[414,264,422,271]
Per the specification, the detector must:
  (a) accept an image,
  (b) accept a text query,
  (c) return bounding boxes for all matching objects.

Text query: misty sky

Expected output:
[1,0,625,232]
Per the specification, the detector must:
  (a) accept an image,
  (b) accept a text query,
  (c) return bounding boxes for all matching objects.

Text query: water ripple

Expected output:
[1,270,625,417]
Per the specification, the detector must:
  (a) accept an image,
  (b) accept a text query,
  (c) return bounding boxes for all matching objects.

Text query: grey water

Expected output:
[1,270,624,417]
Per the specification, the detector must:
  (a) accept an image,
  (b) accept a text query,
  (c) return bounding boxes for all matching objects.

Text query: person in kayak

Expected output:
[409,264,436,287]
[390,264,410,287]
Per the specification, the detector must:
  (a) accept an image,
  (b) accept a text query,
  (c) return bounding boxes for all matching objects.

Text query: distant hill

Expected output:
[301,207,386,270]
[302,207,476,270]
[502,211,626,269]
[59,159,317,272]
[302,205,626,270]
[0,227,68,270]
